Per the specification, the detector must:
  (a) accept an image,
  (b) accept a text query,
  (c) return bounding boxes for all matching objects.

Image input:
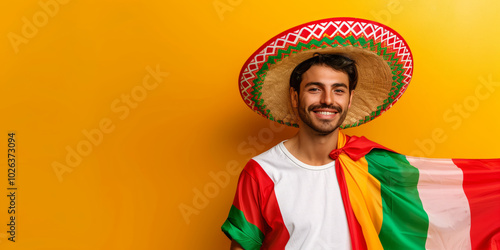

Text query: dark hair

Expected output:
[289,53,358,94]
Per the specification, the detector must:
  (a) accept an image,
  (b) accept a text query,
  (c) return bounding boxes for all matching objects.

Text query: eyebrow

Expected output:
[304,82,348,88]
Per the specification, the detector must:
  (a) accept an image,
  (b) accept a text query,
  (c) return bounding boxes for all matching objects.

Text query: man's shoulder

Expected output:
[241,141,286,176]
[252,141,286,163]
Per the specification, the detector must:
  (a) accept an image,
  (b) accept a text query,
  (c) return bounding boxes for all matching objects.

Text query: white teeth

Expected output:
[317,111,336,115]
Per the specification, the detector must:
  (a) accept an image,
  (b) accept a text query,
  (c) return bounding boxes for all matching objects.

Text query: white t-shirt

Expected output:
[222,141,351,250]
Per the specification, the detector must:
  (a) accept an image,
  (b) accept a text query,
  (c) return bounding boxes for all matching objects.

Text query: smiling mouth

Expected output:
[308,106,343,119]
[312,109,340,120]
[314,111,338,115]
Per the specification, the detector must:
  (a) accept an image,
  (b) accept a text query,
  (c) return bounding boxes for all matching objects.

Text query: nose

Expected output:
[320,90,334,105]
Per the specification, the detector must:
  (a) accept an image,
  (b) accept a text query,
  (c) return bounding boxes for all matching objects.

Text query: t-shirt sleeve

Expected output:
[221,161,267,250]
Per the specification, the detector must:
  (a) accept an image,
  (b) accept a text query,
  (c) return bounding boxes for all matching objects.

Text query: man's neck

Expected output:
[284,126,339,166]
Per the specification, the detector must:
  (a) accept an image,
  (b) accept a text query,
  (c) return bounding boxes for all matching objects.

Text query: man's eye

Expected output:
[308,88,320,92]
[334,89,345,93]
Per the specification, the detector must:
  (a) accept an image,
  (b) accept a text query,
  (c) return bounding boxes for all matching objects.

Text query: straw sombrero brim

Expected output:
[239,17,413,128]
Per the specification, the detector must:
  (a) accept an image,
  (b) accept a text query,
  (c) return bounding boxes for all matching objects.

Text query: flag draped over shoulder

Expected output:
[332,131,500,250]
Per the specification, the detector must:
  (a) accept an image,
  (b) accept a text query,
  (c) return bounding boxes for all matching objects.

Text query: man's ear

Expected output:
[348,90,354,108]
[290,87,298,108]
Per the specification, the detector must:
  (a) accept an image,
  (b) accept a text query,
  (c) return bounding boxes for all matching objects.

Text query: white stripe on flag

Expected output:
[406,156,472,250]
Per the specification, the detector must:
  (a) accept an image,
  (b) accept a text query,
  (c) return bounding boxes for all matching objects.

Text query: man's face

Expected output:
[291,65,353,135]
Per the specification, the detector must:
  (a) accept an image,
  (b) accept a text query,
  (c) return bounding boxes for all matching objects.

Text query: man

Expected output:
[222,17,500,250]
[224,53,357,249]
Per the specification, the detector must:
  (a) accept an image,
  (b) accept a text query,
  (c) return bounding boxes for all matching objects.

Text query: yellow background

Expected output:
[1,0,499,249]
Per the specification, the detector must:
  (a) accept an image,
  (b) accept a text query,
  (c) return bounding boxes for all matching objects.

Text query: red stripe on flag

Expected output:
[234,159,289,249]
[261,189,289,249]
[453,158,500,249]
[233,161,267,233]
[336,159,368,250]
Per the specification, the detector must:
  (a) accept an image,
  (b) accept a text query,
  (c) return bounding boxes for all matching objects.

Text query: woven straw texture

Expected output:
[239,17,413,128]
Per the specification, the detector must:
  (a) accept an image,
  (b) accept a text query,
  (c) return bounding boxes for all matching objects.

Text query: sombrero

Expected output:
[239,17,413,128]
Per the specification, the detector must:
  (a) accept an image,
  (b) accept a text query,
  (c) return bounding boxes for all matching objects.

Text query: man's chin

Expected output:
[308,123,341,135]
[314,128,339,135]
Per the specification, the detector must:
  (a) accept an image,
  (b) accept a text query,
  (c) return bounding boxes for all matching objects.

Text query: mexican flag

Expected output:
[334,132,500,250]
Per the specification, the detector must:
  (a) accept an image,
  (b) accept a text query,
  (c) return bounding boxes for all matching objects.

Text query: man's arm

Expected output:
[223,162,267,249]
[230,239,244,250]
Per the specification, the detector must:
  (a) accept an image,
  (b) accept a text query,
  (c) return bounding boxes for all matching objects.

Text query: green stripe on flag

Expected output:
[366,150,429,250]
[221,205,264,250]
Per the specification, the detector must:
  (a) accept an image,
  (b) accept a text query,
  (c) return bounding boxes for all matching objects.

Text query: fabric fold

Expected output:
[333,130,500,250]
